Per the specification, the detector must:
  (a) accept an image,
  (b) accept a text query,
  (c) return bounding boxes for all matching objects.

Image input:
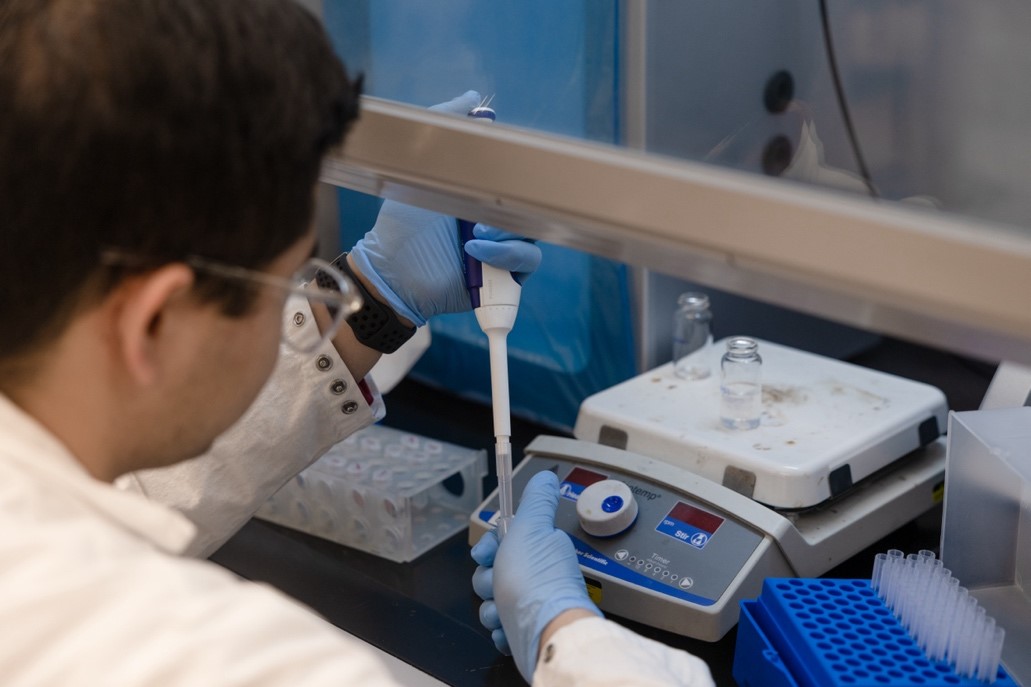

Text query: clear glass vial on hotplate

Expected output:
[672,292,713,380]
[720,336,762,430]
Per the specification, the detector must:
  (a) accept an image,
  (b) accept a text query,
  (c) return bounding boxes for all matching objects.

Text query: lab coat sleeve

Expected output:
[117,299,385,558]
[533,617,716,687]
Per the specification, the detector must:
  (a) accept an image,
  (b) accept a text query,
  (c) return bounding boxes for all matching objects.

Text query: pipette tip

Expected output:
[494,438,514,541]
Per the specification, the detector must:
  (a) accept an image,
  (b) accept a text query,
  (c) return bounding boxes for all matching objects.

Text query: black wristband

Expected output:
[318,255,417,355]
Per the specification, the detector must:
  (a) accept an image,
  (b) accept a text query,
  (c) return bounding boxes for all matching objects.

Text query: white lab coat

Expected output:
[0,301,714,686]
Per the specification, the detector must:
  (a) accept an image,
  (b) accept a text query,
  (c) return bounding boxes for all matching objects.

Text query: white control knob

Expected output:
[576,479,638,537]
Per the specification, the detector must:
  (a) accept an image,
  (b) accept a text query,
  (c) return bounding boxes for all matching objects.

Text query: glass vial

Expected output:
[672,292,713,380]
[720,337,762,430]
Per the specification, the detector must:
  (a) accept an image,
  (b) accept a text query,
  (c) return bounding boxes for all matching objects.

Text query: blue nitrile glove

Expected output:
[466,225,540,285]
[348,92,541,326]
[471,471,603,681]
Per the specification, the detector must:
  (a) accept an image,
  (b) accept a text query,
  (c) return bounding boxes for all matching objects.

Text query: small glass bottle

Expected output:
[720,337,762,430]
[672,292,713,380]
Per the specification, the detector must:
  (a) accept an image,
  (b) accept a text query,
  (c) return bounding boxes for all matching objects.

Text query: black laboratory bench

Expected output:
[209,337,994,687]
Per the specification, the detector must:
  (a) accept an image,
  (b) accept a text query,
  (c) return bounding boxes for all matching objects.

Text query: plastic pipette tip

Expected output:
[494,439,514,540]
[872,549,1008,683]
[496,515,512,539]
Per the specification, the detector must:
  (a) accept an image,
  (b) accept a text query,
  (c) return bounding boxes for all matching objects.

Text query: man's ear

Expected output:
[114,264,195,386]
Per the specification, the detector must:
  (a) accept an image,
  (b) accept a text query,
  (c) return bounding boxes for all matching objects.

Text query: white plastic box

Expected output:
[257,424,487,563]
[942,407,1031,687]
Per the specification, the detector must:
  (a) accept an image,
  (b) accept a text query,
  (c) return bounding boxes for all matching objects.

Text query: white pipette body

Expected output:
[474,263,520,539]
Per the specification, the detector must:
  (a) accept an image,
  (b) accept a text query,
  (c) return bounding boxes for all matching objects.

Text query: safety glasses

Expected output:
[102,252,362,353]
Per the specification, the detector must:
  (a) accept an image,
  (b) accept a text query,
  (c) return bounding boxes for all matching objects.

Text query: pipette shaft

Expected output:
[485,321,514,537]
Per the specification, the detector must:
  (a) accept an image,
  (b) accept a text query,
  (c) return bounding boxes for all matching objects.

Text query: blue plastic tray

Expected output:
[733,578,1015,687]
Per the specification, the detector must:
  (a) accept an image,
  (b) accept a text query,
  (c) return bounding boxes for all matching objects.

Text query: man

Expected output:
[0,0,715,684]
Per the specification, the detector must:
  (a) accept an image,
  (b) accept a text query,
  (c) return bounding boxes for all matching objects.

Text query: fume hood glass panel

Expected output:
[825,0,1031,230]
[636,2,870,199]
[321,0,861,193]
[317,0,1031,374]
[323,1,620,145]
[323,0,1031,234]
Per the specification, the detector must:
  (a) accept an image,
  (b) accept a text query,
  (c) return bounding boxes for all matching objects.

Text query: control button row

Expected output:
[614,548,693,588]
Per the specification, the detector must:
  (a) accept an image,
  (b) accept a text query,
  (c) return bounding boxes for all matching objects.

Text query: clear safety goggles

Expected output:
[102,252,362,354]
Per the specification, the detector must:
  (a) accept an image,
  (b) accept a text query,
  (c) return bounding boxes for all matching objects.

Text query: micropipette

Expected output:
[457,95,518,539]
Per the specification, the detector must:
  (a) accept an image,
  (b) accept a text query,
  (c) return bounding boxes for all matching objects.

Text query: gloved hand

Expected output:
[348,91,541,327]
[471,470,603,681]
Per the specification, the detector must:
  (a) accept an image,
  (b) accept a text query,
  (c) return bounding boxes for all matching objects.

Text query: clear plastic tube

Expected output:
[916,564,950,651]
[972,618,996,680]
[946,589,974,664]
[912,553,941,642]
[978,626,1006,683]
[898,553,920,627]
[957,606,987,676]
[494,438,514,539]
[929,576,960,660]
[872,550,1004,682]
[871,552,888,591]
[884,549,905,611]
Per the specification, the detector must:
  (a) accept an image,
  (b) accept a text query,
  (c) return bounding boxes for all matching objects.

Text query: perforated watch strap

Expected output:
[318,255,417,355]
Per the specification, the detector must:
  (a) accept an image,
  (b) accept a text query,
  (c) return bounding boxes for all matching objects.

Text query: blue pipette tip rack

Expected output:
[733,578,1016,687]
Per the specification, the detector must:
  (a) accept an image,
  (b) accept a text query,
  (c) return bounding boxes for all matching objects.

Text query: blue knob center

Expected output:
[601,495,624,513]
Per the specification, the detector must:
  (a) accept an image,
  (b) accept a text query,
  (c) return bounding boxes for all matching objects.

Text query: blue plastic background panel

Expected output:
[322,0,635,430]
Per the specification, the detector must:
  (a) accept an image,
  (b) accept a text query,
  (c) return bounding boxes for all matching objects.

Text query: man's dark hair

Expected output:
[0,0,361,370]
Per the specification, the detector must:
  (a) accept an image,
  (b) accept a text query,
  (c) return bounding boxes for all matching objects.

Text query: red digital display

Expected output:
[564,467,608,487]
[669,502,724,535]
